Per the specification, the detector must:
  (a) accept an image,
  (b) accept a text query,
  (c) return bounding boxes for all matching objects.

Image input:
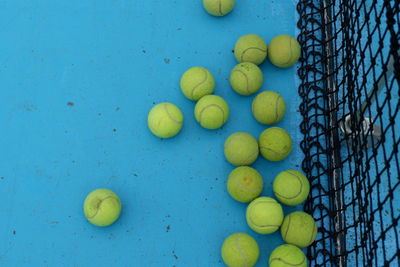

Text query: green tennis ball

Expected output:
[194,95,229,129]
[252,91,286,125]
[227,166,263,203]
[203,0,235,17]
[268,34,301,68]
[230,62,263,96]
[273,170,310,206]
[147,103,183,138]
[269,244,307,267]
[246,197,284,234]
[221,232,259,267]
[259,127,292,161]
[83,189,122,227]
[234,34,267,65]
[180,67,215,101]
[224,132,259,166]
[281,211,318,248]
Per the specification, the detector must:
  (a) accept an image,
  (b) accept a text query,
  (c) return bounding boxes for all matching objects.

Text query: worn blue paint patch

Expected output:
[0,1,302,266]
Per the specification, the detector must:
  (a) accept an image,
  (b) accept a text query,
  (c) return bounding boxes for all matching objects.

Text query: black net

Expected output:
[296,0,400,266]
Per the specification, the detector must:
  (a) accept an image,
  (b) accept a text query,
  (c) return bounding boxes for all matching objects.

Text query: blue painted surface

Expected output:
[0,1,302,266]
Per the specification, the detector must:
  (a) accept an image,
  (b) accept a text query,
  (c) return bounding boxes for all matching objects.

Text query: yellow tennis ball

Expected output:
[273,170,310,206]
[281,211,318,248]
[269,244,307,267]
[203,0,235,17]
[259,127,292,161]
[194,95,229,129]
[252,91,286,125]
[83,189,122,227]
[234,34,267,65]
[230,62,263,96]
[268,34,301,68]
[180,67,215,101]
[147,103,184,138]
[224,132,259,166]
[221,232,260,267]
[227,166,263,203]
[246,197,284,234]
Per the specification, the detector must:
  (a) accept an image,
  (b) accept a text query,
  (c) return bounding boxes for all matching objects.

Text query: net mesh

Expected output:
[296,0,400,266]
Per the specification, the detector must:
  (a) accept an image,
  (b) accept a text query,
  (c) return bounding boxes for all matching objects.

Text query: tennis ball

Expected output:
[259,127,292,161]
[269,244,307,267]
[268,34,301,68]
[281,211,318,248]
[147,103,183,138]
[273,170,310,206]
[252,91,286,125]
[224,132,259,166]
[83,189,122,227]
[203,0,235,17]
[221,232,259,267]
[230,62,263,96]
[234,34,267,65]
[180,67,215,101]
[194,95,229,129]
[246,197,284,234]
[227,166,263,203]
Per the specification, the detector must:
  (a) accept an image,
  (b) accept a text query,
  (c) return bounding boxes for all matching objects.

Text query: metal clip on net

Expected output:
[339,115,382,149]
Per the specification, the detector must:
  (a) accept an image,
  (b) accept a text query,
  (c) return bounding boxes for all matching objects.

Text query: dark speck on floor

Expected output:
[98,113,102,116]
[166,225,170,232]
[133,173,138,177]
[113,129,117,132]
[172,250,178,260]
[295,165,299,168]
[115,107,120,111]
[153,102,156,105]
[215,177,218,181]
[13,230,16,235]
[176,28,182,31]
[67,102,74,106]
[205,198,208,201]
[165,214,171,218]
[164,58,170,64]
[231,50,234,53]
[0,177,4,180]
[142,50,146,53]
